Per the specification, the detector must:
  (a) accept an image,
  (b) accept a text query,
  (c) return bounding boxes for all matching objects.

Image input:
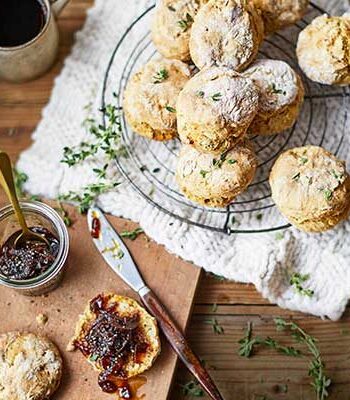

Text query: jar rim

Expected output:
[0,201,69,289]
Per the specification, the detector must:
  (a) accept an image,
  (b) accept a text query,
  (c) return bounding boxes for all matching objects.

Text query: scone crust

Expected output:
[244,59,305,136]
[68,293,161,379]
[189,0,264,71]
[151,0,202,61]
[270,146,350,232]
[177,66,259,154]
[253,0,309,34]
[297,14,350,85]
[123,58,192,140]
[176,140,258,207]
[0,332,62,400]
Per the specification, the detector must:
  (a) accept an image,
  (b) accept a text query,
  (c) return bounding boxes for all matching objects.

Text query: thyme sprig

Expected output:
[177,13,194,32]
[60,102,124,213]
[205,318,224,334]
[13,169,28,198]
[181,380,204,397]
[275,318,331,400]
[290,272,314,297]
[153,68,168,84]
[120,228,144,241]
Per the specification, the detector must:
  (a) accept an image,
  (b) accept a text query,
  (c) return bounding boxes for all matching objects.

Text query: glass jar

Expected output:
[0,201,69,296]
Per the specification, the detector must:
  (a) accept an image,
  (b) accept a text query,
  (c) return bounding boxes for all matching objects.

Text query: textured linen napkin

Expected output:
[17,0,350,320]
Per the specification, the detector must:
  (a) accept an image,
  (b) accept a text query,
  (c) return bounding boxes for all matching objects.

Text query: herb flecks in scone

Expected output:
[270,145,350,232]
[176,140,257,207]
[244,59,304,136]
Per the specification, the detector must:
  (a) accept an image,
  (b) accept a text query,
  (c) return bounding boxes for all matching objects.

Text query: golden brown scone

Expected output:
[151,0,204,61]
[123,58,192,140]
[176,140,257,207]
[177,66,259,154]
[244,59,304,136]
[189,0,264,71]
[0,332,62,400]
[270,146,350,232]
[297,14,350,85]
[252,0,309,34]
[68,293,160,384]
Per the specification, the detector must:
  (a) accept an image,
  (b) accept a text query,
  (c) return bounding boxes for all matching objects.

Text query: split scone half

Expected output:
[270,146,350,232]
[252,0,309,35]
[244,59,305,136]
[151,0,206,61]
[0,332,62,400]
[68,293,160,392]
[189,0,264,71]
[177,66,259,154]
[297,14,350,85]
[123,57,192,141]
[176,140,257,207]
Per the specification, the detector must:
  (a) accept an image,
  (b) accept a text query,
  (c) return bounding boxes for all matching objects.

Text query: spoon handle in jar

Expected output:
[0,152,30,233]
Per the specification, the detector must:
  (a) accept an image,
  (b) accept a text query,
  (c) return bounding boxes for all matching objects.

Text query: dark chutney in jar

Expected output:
[0,226,59,280]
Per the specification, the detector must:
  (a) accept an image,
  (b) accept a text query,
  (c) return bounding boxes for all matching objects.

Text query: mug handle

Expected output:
[49,0,70,16]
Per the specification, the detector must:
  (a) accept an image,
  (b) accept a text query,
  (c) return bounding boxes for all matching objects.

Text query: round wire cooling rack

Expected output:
[101,2,350,235]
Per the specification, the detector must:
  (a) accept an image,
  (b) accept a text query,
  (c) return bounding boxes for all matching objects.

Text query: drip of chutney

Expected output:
[73,294,150,399]
[0,226,59,280]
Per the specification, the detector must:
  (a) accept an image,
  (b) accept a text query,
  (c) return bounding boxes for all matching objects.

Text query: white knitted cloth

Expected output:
[18,0,350,320]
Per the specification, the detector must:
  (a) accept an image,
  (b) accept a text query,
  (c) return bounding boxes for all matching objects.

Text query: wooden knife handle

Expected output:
[141,290,224,400]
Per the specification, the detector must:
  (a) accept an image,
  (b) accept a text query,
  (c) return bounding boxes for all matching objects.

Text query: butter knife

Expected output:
[87,206,224,400]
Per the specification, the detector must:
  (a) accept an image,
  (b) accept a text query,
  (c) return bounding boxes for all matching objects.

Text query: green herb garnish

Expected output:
[270,83,286,95]
[196,90,205,98]
[211,92,222,102]
[13,169,28,198]
[200,170,209,178]
[323,189,333,201]
[165,105,176,113]
[167,4,176,12]
[299,157,308,165]
[181,380,204,397]
[205,318,224,334]
[177,13,194,32]
[120,228,144,241]
[274,318,331,400]
[153,68,169,84]
[227,159,237,165]
[55,200,72,227]
[212,153,226,168]
[290,273,314,297]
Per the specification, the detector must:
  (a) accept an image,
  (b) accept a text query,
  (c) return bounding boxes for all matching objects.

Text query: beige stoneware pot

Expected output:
[0,0,70,83]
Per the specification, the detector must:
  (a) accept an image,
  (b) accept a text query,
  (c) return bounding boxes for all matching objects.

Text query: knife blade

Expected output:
[87,206,224,400]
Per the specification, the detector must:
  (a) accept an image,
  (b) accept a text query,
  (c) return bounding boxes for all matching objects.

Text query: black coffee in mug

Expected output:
[0,0,47,47]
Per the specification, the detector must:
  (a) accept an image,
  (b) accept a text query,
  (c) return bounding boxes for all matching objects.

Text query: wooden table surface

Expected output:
[1,2,350,399]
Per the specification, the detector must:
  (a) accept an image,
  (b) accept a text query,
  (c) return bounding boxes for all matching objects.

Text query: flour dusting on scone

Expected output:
[151,0,205,61]
[177,66,259,154]
[297,14,350,85]
[189,0,264,71]
[0,332,62,400]
[270,146,350,232]
[68,293,160,394]
[244,59,304,136]
[176,140,257,207]
[123,57,192,141]
[253,0,309,34]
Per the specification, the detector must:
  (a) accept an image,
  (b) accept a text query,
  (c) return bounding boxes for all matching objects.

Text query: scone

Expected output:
[151,0,203,61]
[0,332,62,400]
[244,59,305,136]
[297,14,350,85]
[177,66,259,154]
[253,0,309,34]
[270,146,350,232]
[189,0,264,71]
[123,58,192,140]
[68,293,160,394]
[176,140,257,207]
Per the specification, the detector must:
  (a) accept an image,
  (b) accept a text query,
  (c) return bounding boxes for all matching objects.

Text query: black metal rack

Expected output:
[101,3,350,235]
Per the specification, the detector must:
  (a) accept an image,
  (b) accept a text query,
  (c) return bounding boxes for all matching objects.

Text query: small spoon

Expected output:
[0,152,49,248]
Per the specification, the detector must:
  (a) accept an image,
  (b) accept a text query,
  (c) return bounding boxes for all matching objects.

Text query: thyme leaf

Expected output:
[153,68,169,84]
[290,273,314,298]
[165,105,176,113]
[211,92,222,102]
[204,318,224,334]
[177,13,194,31]
[120,228,144,241]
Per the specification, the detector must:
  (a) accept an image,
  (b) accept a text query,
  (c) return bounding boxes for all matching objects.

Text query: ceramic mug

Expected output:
[0,0,70,83]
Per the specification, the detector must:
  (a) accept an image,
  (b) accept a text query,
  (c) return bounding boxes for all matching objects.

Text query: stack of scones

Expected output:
[123,0,350,233]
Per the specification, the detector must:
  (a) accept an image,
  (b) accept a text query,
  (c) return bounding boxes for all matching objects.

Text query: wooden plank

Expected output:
[0,204,201,400]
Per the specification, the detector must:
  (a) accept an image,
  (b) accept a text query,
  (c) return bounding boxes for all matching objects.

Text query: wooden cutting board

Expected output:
[0,205,201,400]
